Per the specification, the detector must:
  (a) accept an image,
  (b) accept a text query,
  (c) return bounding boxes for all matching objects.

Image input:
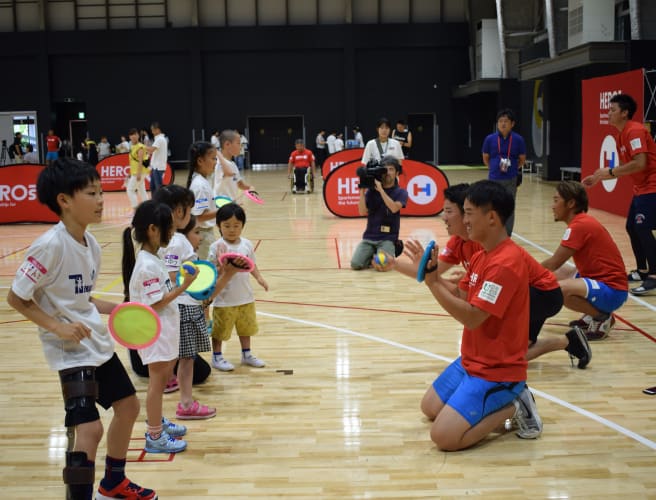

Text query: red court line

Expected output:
[615,314,656,342]
[334,238,341,269]
[254,239,262,252]
[258,299,448,317]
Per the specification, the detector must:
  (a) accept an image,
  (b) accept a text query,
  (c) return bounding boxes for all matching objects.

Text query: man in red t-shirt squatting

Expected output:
[541,181,629,341]
[582,93,656,298]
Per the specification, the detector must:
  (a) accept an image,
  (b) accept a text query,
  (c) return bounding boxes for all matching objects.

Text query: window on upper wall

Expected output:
[0,0,461,32]
[614,0,631,40]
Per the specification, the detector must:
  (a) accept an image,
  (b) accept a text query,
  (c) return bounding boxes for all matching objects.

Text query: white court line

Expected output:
[513,232,656,313]
[258,310,656,452]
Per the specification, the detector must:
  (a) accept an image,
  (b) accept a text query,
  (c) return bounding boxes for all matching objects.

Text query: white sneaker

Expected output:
[211,355,234,371]
[242,353,266,368]
[292,186,297,193]
[513,386,542,439]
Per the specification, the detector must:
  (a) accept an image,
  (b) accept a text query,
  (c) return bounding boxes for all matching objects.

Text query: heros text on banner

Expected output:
[0,164,59,223]
[323,159,449,218]
[95,153,174,192]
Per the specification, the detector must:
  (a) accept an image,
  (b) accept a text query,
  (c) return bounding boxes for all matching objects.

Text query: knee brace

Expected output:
[59,366,99,446]
[63,451,95,500]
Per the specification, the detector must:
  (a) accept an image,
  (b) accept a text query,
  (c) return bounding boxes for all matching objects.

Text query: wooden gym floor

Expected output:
[0,167,654,499]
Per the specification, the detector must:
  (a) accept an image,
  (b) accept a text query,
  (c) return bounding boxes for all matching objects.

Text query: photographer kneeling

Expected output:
[350,156,408,270]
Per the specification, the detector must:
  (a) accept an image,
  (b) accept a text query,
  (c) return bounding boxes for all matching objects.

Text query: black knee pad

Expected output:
[59,366,99,427]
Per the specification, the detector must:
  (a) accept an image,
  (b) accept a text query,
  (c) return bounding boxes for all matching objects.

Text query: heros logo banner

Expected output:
[323,159,449,218]
[96,153,174,192]
[321,148,364,179]
[0,164,59,223]
[581,68,643,216]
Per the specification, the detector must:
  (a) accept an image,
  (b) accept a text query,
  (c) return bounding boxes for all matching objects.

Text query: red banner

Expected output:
[323,159,449,217]
[321,148,364,179]
[96,153,174,192]
[581,69,643,216]
[0,164,59,224]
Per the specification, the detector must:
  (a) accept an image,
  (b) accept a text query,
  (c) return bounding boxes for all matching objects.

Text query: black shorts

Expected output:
[529,286,564,343]
[60,353,136,427]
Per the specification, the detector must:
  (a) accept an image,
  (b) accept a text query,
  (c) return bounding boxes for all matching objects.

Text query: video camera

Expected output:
[356,159,388,189]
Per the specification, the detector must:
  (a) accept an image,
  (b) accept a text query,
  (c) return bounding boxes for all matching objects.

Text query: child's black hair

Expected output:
[152,184,195,211]
[180,213,197,235]
[121,200,173,301]
[36,158,101,215]
[186,141,215,188]
[215,202,246,235]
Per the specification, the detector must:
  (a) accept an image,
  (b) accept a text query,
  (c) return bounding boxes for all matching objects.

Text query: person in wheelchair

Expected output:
[287,139,316,194]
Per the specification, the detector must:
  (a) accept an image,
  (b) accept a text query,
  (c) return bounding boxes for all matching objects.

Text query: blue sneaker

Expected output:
[144,431,187,454]
[161,416,187,437]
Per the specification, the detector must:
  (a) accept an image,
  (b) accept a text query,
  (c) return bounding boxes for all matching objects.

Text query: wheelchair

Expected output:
[290,167,314,194]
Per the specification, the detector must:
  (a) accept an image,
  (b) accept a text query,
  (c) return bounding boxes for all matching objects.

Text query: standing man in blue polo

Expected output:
[482,108,527,236]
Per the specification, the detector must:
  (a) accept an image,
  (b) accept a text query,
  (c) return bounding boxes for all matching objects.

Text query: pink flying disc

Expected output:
[244,190,264,204]
[217,252,255,272]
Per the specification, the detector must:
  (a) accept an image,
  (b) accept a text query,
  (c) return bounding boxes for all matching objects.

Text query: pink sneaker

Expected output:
[176,400,217,420]
[163,377,179,393]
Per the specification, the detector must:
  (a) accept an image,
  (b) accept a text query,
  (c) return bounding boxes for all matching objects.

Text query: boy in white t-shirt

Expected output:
[7,158,157,500]
[214,129,253,201]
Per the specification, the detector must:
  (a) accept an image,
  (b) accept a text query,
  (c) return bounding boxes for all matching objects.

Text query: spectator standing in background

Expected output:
[45,129,62,166]
[315,130,327,168]
[97,136,112,161]
[392,120,412,158]
[353,126,364,148]
[481,108,526,236]
[326,131,337,155]
[147,122,168,195]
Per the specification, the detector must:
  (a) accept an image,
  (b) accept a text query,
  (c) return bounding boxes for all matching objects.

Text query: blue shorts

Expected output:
[46,151,58,161]
[432,357,524,426]
[581,278,628,313]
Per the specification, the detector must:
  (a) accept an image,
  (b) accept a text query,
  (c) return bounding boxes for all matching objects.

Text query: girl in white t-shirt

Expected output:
[208,203,269,372]
[186,141,218,260]
[122,200,197,453]
[159,212,216,420]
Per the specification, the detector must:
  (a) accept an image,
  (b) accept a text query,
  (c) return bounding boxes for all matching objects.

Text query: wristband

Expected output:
[608,167,615,177]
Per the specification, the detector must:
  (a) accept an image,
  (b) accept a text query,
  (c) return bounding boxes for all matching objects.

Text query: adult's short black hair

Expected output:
[380,155,402,173]
[610,93,637,119]
[376,117,392,129]
[465,180,515,225]
[496,108,516,122]
[443,183,470,213]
